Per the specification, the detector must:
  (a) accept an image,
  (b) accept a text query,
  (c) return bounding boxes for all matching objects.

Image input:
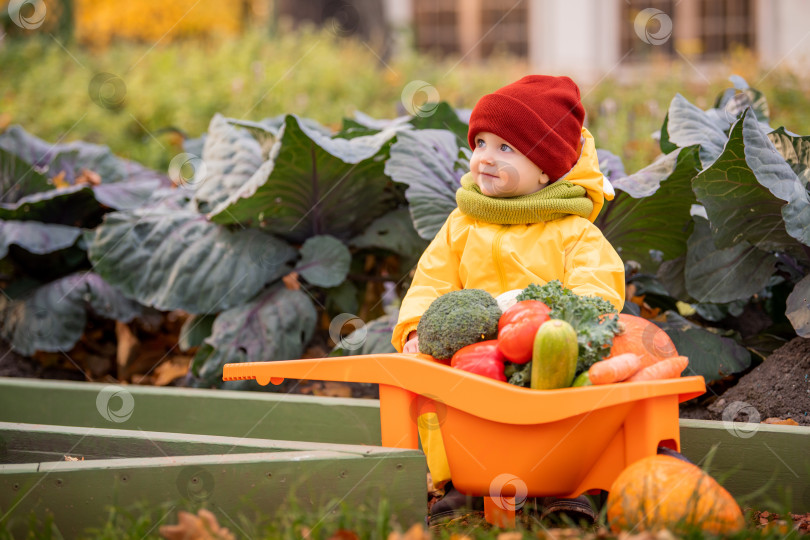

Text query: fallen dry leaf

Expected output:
[153,355,191,386]
[115,321,141,381]
[282,271,301,291]
[159,509,235,540]
[427,472,445,498]
[51,170,69,189]
[496,532,523,540]
[630,295,661,319]
[75,168,102,186]
[762,417,799,425]
[312,381,353,398]
[63,455,84,461]
[327,530,360,540]
[387,524,430,540]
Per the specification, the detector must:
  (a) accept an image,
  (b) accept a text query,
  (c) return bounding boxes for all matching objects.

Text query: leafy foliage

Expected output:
[0,272,141,356]
[3,73,809,389]
[517,281,619,372]
[384,129,469,240]
[191,285,317,389]
[87,208,297,313]
[209,115,401,243]
[0,126,167,355]
[598,76,810,379]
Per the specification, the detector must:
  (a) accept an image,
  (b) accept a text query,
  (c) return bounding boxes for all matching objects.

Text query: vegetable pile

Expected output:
[417,281,690,389]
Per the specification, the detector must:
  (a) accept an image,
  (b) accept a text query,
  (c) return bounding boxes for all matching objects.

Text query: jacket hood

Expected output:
[558,127,613,222]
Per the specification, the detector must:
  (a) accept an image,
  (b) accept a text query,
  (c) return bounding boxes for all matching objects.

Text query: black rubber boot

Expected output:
[428,481,484,524]
[536,495,597,525]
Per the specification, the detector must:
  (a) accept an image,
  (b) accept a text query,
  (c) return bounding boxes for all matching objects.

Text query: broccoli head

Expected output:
[416,289,501,360]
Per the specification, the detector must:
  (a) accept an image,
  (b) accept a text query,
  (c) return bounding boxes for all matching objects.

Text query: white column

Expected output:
[528,0,621,84]
[383,0,413,57]
[756,0,810,73]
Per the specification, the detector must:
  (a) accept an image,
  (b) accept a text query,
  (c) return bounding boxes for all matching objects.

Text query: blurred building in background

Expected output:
[381,0,810,82]
[4,0,809,83]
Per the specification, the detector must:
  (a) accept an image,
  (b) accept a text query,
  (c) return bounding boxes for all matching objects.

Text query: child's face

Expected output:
[469,132,550,197]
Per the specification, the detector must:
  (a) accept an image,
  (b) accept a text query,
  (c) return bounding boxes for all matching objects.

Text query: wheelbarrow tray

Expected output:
[224,353,705,499]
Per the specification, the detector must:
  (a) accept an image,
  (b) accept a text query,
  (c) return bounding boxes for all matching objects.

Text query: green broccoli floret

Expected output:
[417,289,501,360]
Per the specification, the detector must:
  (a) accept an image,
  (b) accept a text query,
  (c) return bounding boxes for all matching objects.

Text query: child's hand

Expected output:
[403,334,419,353]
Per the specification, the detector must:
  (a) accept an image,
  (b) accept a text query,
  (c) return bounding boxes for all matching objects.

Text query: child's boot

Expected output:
[535,495,597,525]
[428,481,484,523]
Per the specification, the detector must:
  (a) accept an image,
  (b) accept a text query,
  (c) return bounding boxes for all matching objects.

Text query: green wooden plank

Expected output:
[0,449,426,538]
[0,377,381,445]
[679,419,810,513]
[0,422,408,465]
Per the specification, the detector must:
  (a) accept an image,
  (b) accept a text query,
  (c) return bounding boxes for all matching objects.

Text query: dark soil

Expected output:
[679,337,810,426]
[0,340,86,381]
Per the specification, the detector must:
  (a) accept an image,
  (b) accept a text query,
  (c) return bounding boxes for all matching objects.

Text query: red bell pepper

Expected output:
[497,300,551,364]
[450,340,507,381]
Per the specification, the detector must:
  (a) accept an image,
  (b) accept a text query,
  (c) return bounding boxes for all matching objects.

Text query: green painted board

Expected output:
[0,422,409,465]
[0,448,426,538]
[4,378,809,515]
[0,377,381,445]
[679,419,810,513]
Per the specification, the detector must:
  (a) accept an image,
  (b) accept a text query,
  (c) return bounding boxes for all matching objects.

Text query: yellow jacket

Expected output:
[392,128,625,352]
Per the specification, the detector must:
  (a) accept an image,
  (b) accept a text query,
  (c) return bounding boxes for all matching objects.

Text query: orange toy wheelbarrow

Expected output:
[223,353,705,527]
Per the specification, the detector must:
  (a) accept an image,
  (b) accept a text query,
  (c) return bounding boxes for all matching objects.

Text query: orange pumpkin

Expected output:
[606,455,744,535]
[608,314,678,367]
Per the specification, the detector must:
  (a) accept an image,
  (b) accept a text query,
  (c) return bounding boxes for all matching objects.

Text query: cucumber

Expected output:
[530,319,578,389]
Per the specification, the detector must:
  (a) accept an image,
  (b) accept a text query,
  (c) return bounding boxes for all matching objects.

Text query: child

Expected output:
[391,75,625,522]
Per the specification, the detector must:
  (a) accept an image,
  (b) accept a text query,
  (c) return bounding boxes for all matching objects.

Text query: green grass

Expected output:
[3,29,809,178]
[2,498,805,539]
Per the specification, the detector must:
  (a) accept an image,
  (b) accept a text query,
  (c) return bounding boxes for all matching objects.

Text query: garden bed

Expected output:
[2,378,808,513]
[0,379,424,538]
[679,336,810,426]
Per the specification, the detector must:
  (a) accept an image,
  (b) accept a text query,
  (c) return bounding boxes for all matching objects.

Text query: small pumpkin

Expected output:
[608,314,677,367]
[606,455,744,535]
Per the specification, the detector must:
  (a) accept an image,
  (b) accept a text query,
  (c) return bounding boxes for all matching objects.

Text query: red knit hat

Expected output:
[467,75,585,181]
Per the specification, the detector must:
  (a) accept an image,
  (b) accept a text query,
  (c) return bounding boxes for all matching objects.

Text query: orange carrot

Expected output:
[625,356,689,382]
[588,353,643,385]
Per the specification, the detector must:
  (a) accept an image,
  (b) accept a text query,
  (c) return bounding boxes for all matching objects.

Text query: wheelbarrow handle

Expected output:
[223,353,706,425]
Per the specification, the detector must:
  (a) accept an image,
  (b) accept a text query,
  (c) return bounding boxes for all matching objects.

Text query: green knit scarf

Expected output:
[455,172,593,224]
